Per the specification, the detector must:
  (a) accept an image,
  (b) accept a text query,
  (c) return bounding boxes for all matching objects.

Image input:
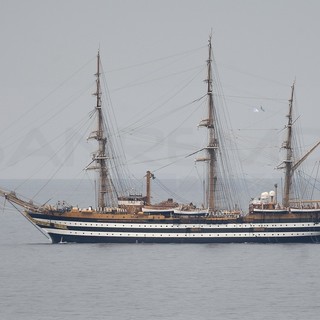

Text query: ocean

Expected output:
[1,180,320,320]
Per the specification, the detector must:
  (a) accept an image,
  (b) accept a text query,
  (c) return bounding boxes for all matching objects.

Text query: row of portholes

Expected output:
[50,220,314,229]
[61,231,308,237]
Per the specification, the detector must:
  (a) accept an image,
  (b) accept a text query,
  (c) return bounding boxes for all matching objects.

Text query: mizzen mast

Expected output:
[282,82,320,207]
[282,83,294,207]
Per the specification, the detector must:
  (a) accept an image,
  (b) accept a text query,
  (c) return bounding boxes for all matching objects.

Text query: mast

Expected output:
[91,51,108,209]
[282,82,320,207]
[197,36,218,212]
[282,83,294,207]
[206,36,217,212]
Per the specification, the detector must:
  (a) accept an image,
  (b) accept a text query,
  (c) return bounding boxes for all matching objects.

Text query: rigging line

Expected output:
[120,95,205,136]
[193,94,207,103]
[100,64,132,187]
[124,101,205,163]
[128,154,190,166]
[106,45,206,73]
[1,81,94,151]
[113,64,204,92]
[207,54,247,207]
[214,78,249,199]
[237,128,279,131]
[128,98,204,163]
[30,117,96,200]
[185,148,206,158]
[220,63,290,87]
[298,169,320,192]
[101,64,121,136]
[11,112,94,189]
[153,178,189,204]
[240,111,289,133]
[33,81,94,128]
[0,56,95,138]
[153,155,188,174]
[7,200,50,240]
[120,65,206,133]
[224,94,288,102]
[179,164,202,190]
[127,173,145,195]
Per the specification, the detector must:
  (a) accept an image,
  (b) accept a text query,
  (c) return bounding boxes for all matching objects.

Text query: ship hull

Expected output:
[48,233,320,244]
[28,212,320,244]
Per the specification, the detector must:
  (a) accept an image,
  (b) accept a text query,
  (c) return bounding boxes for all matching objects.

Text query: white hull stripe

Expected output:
[33,218,319,229]
[43,228,320,238]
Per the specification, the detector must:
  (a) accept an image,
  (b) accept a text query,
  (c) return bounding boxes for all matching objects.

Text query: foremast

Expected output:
[89,51,115,209]
[197,36,218,212]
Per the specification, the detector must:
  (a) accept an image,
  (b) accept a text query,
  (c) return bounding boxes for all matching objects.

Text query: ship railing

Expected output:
[97,207,127,213]
[209,210,241,218]
[289,200,320,209]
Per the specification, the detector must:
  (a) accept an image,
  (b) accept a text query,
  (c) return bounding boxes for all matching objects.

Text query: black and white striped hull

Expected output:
[30,215,320,244]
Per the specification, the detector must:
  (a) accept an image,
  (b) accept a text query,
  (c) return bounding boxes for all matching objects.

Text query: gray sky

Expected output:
[1,0,320,189]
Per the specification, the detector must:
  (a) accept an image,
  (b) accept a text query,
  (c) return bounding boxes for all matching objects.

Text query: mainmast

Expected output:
[282,83,294,207]
[197,36,218,212]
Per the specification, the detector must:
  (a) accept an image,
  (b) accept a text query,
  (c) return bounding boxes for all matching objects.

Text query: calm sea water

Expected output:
[1,180,320,320]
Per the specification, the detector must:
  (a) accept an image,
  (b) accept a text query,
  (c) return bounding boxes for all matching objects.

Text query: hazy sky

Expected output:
[1,0,320,191]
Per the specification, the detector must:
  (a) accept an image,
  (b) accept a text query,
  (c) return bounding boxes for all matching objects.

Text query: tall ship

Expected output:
[1,37,320,243]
